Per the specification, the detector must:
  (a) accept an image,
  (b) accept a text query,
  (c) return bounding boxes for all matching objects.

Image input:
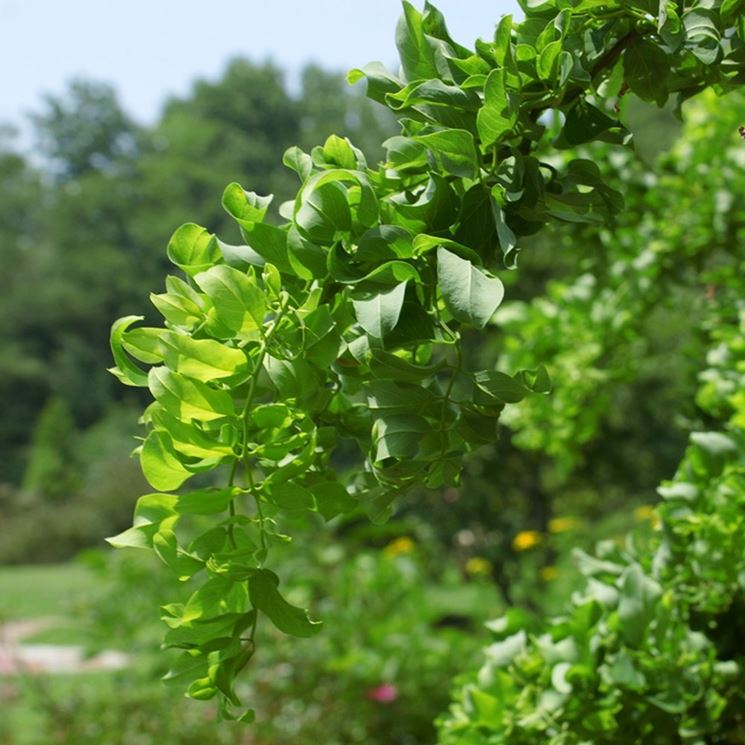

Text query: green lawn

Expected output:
[0,563,92,621]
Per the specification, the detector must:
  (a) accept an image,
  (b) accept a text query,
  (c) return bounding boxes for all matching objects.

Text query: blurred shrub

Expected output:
[20,397,81,500]
[437,307,745,744]
[4,526,497,745]
[0,404,146,564]
[243,538,495,744]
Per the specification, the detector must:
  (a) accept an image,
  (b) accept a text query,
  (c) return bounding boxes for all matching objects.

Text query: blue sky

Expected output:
[1,0,519,133]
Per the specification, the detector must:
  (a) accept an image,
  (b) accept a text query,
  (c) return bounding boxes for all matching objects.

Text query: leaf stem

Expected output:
[232,296,290,559]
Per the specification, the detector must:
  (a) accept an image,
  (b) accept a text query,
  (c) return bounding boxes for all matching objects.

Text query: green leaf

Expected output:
[455,184,498,257]
[160,332,248,382]
[283,146,313,182]
[477,70,517,147]
[177,488,236,515]
[347,62,402,106]
[248,569,322,637]
[303,306,342,369]
[683,8,721,44]
[352,282,408,339]
[387,80,480,111]
[312,481,358,520]
[373,414,431,461]
[150,291,203,329]
[617,564,662,647]
[473,370,531,404]
[537,40,561,81]
[603,652,646,691]
[149,367,235,422]
[396,0,439,81]
[357,261,420,286]
[383,135,429,171]
[166,224,221,276]
[494,15,513,66]
[217,238,266,272]
[390,174,457,233]
[623,42,669,104]
[295,181,352,243]
[153,528,204,581]
[122,327,165,365]
[133,493,178,525]
[307,169,379,226]
[367,380,439,411]
[107,493,178,549]
[287,227,327,279]
[657,482,698,502]
[414,129,479,178]
[370,350,444,382]
[109,315,149,387]
[515,365,551,394]
[163,611,244,648]
[152,275,206,328]
[251,403,292,430]
[492,200,518,266]
[221,183,272,230]
[243,223,293,275]
[264,482,315,512]
[721,0,745,23]
[180,577,249,623]
[437,248,504,327]
[559,102,621,147]
[322,135,357,169]
[151,408,234,459]
[356,226,414,262]
[195,265,266,337]
[141,430,193,491]
[263,356,319,401]
[413,234,481,265]
[163,651,209,686]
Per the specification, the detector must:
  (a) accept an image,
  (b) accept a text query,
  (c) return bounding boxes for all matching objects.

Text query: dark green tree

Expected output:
[31,79,141,181]
[21,396,81,500]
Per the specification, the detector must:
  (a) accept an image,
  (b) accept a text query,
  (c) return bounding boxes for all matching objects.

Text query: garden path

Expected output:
[0,618,128,675]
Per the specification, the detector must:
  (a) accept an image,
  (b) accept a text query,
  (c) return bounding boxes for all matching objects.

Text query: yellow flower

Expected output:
[634,505,655,521]
[465,557,492,576]
[512,530,541,552]
[383,536,415,558]
[540,566,559,581]
[548,516,577,534]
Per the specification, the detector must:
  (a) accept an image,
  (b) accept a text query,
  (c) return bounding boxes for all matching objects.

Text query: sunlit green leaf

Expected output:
[249,569,322,637]
[352,281,408,339]
[109,315,149,387]
[141,430,194,491]
[437,248,504,327]
[149,367,235,422]
[167,224,221,276]
[195,265,266,337]
[477,70,517,147]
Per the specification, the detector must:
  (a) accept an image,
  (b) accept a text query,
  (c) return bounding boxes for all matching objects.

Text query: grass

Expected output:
[0,563,92,622]
[0,562,119,743]
[0,670,120,744]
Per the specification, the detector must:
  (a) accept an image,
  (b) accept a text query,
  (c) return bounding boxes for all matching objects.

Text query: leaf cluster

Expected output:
[108,0,745,719]
[438,305,745,743]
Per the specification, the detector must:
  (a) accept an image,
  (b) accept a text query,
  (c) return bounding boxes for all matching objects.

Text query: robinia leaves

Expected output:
[107,0,742,725]
[353,281,408,338]
[437,248,504,327]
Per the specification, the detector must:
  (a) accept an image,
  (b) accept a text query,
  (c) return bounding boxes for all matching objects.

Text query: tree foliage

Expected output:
[0,59,393,496]
[438,300,745,743]
[106,0,744,726]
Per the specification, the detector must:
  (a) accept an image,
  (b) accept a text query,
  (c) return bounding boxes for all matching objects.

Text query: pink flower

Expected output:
[367,683,398,703]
